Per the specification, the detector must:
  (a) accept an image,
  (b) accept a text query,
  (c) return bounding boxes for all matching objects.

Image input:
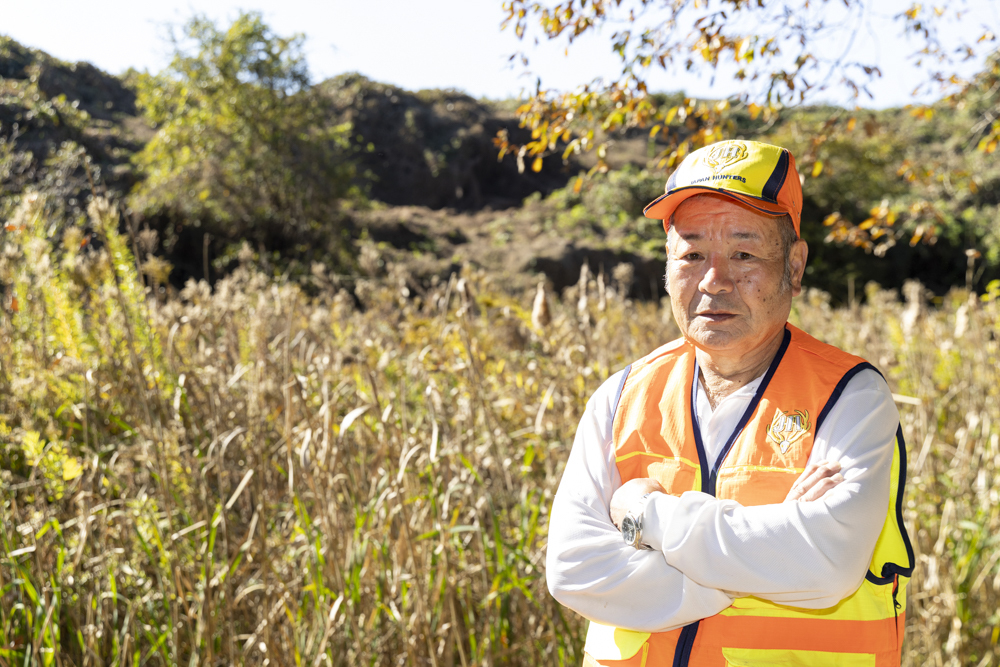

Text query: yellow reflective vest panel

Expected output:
[583,325,914,667]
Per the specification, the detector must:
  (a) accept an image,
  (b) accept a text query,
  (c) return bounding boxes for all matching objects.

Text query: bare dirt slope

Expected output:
[356,202,666,300]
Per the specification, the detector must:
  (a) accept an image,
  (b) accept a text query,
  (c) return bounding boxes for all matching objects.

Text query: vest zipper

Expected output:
[892,574,901,645]
[676,331,791,666]
[672,621,700,667]
[676,439,726,666]
[672,362,718,667]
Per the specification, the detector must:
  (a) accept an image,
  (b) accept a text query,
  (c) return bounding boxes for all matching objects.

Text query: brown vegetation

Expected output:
[2,195,999,665]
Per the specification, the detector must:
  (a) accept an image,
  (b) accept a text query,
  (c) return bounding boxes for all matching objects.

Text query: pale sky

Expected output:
[2,0,998,108]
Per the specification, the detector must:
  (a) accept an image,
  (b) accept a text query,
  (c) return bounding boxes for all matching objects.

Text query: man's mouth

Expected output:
[695,311,737,322]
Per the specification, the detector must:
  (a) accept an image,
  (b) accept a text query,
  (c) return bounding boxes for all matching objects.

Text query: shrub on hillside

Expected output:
[539,166,666,254]
[130,12,361,279]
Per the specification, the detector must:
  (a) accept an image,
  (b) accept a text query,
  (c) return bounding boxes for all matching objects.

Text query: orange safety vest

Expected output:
[582,324,914,667]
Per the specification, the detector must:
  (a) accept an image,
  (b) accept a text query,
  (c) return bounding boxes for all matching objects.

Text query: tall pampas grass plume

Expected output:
[532,280,551,331]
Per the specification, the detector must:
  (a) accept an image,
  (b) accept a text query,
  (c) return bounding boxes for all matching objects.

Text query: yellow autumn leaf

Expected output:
[531,156,544,173]
[21,430,44,466]
[735,37,750,61]
[812,160,824,177]
[847,117,857,131]
[63,456,84,481]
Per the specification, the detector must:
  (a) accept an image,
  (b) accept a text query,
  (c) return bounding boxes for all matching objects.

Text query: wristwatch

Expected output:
[621,492,654,550]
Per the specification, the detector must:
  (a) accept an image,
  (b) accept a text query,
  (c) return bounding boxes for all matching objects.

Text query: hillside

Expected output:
[0,38,147,212]
[3,35,1000,303]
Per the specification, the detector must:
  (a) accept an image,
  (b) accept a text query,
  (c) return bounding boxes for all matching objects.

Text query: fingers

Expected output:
[785,461,844,502]
[609,477,665,529]
[800,461,840,485]
[638,478,667,495]
[797,473,845,502]
[800,461,841,489]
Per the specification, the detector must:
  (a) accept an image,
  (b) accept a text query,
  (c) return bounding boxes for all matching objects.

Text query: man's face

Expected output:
[666,194,807,357]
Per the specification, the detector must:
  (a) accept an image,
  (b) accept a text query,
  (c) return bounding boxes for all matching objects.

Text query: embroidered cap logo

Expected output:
[703,142,749,171]
[766,409,811,455]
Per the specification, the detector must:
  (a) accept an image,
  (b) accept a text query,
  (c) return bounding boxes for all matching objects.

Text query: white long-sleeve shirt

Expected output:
[545,362,899,634]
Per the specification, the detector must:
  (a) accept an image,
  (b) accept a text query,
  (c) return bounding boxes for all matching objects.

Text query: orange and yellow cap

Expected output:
[643,140,803,235]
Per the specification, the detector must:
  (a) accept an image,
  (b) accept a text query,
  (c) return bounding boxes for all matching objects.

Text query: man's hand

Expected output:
[610,477,666,529]
[610,461,842,528]
[785,461,844,502]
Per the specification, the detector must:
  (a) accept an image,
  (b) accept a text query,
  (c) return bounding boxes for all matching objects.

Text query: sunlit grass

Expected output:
[1,195,999,666]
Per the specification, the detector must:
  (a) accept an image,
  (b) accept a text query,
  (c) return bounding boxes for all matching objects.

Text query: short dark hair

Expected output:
[774,214,798,259]
[773,214,798,287]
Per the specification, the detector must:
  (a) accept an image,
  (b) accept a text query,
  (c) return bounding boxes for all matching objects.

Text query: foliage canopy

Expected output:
[130,12,359,275]
[498,0,1000,259]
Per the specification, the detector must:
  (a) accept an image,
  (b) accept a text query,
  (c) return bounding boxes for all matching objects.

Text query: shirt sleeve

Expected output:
[545,371,734,633]
[641,368,898,608]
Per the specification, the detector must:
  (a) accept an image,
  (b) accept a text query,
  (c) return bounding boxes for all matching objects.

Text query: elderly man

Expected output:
[546,140,913,666]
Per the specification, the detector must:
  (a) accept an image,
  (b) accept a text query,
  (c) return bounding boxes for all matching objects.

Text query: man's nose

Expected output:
[698,256,733,294]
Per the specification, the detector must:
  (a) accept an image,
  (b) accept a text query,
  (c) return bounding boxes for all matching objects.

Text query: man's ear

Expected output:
[789,239,809,296]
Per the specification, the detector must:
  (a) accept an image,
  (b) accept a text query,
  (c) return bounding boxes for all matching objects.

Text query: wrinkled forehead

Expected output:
[667,194,782,246]
[670,228,764,243]
[666,220,779,251]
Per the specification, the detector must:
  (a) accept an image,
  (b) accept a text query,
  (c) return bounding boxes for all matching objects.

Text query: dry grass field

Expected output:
[1,195,999,666]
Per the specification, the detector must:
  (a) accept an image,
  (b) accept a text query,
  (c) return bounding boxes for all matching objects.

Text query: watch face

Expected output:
[622,516,637,546]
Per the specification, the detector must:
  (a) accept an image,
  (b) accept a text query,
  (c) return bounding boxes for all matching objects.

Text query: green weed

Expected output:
[1,197,999,665]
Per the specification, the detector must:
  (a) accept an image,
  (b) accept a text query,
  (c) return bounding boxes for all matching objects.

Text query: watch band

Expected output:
[622,492,654,550]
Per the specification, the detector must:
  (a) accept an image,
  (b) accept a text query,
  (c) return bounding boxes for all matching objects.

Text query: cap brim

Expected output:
[643,187,789,230]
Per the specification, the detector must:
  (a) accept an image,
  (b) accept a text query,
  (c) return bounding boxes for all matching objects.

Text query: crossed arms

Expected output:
[544,368,898,633]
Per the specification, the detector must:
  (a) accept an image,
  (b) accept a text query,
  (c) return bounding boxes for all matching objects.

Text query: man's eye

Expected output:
[734,252,754,260]
[681,252,702,261]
